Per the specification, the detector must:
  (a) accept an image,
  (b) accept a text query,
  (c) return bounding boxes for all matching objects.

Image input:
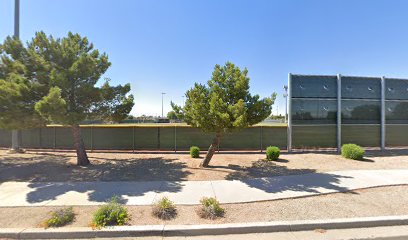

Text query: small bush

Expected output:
[198,197,225,219]
[266,146,280,161]
[92,196,129,228]
[190,146,200,158]
[44,207,75,228]
[152,196,177,220]
[341,144,365,160]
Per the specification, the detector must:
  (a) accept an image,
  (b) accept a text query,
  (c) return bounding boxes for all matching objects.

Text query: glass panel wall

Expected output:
[341,100,381,124]
[341,77,381,99]
[291,75,337,98]
[291,99,337,124]
[385,78,408,100]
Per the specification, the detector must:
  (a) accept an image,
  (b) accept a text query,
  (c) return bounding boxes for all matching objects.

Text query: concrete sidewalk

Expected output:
[0,169,407,207]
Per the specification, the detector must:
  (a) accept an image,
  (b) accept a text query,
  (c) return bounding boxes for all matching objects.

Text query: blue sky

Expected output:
[1,0,408,116]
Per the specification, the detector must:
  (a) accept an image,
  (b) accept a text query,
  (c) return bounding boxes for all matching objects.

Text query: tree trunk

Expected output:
[200,133,221,168]
[72,124,90,166]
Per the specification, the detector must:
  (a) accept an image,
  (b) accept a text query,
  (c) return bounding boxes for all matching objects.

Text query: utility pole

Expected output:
[10,0,22,153]
[161,92,166,118]
[283,85,288,123]
[14,0,19,37]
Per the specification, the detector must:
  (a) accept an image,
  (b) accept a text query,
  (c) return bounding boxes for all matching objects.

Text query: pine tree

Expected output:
[33,32,134,166]
[172,62,276,167]
[0,36,48,140]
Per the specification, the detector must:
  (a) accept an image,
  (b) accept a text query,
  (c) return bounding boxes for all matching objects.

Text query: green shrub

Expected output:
[190,146,200,158]
[92,196,129,228]
[266,146,280,161]
[198,197,225,219]
[44,207,75,228]
[152,196,177,220]
[341,144,365,160]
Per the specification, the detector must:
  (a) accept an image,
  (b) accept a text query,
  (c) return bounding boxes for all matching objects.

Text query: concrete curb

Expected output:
[1,215,408,239]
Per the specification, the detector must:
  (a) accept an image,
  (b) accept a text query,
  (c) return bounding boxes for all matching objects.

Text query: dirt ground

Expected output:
[1,149,408,182]
[0,186,407,228]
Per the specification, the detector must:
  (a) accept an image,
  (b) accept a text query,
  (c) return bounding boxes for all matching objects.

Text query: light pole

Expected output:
[283,85,288,123]
[14,0,19,37]
[161,92,166,118]
[10,0,22,153]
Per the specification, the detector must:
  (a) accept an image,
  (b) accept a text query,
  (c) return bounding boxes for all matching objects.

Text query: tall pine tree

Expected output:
[33,32,134,166]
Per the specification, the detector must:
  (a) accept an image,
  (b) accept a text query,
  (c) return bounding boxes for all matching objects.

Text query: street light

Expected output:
[283,85,288,123]
[161,92,166,118]
[10,0,21,153]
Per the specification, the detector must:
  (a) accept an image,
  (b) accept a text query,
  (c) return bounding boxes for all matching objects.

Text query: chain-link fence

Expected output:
[0,125,287,151]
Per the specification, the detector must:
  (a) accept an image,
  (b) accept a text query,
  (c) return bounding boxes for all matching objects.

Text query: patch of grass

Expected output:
[341,144,365,160]
[92,196,129,228]
[198,197,225,219]
[44,207,75,228]
[266,146,280,161]
[190,146,200,158]
[152,196,177,220]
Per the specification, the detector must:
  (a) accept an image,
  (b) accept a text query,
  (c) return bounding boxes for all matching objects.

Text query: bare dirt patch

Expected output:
[1,149,408,182]
[0,186,407,228]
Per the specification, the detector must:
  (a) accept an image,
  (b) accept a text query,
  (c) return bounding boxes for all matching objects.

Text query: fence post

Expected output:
[39,128,42,149]
[337,74,342,153]
[381,76,386,150]
[157,127,161,150]
[174,125,177,152]
[260,126,263,153]
[287,73,292,152]
[53,126,56,151]
[90,125,93,152]
[132,126,135,153]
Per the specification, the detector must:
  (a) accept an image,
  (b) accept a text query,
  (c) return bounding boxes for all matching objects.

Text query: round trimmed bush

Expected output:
[190,146,200,158]
[266,146,280,161]
[341,144,365,160]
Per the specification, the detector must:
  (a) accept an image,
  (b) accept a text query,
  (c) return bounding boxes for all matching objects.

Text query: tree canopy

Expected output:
[0,36,49,130]
[31,31,134,165]
[172,62,276,167]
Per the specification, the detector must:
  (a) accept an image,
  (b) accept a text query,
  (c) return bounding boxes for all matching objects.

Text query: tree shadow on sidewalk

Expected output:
[0,155,191,205]
[224,160,356,195]
[224,159,316,180]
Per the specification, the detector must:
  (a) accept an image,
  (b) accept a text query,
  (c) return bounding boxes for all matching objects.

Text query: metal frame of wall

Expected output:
[287,73,393,152]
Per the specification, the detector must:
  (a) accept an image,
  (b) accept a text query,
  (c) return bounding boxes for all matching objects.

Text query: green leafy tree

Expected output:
[0,36,49,151]
[33,32,134,166]
[167,110,177,120]
[172,62,276,167]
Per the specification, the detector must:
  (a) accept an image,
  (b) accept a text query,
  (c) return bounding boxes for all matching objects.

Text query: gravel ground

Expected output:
[0,186,407,228]
[1,149,408,182]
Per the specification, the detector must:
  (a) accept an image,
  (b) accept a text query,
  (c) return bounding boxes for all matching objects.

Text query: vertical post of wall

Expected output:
[260,126,263,153]
[53,127,56,150]
[287,73,292,152]
[132,126,135,153]
[381,76,386,151]
[90,126,93,152]
[337,74,342,153]
[174,125,177,153]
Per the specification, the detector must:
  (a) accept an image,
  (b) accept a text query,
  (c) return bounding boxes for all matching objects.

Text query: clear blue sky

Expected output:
[1,0,408,116]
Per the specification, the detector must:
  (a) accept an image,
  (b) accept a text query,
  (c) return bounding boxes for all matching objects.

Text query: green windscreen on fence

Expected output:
[0,125,288,151]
